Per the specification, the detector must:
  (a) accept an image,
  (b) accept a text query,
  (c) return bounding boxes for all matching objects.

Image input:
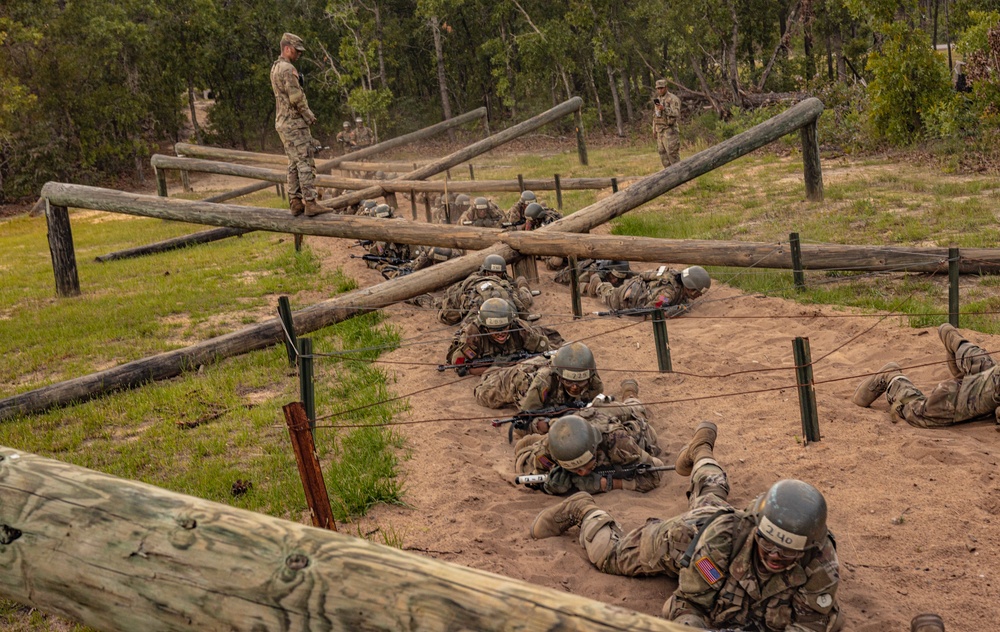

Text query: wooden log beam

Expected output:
[44,203,80,297]
[150,155,632,194]
[174,106,486,173]
[323,97,584,209]
[95,227,247,262]
[175,145,427,172]
[0,445,684,631]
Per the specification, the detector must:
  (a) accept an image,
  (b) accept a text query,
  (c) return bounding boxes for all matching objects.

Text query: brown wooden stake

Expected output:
[181,170,192,193]
[800,119,824,202]
[45,203,81,298]
[283,402,337,531]
[410,189,418,220]
[294,234,303,252]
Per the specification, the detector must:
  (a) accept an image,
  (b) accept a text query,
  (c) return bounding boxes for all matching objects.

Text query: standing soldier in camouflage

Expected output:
[270,33,325,217]
[853,323,1000,428]
[336,121,355,149]
[653,79,681,168]
[530,422,842,631]
[353,116,374,147]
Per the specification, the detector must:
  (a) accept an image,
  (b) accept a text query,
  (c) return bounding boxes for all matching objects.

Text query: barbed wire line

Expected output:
[312,374,471,422]
[810,290,918,365]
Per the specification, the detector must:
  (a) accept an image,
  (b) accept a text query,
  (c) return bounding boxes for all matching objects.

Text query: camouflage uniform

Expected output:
[458,202,505,228]
[653,87,682,168]
[437,273,534,325]
[364,240,412,270]
[553,259,625,286]
[430,193,467,225]
[336,129,356,148]
[270,45,319,203]
[886,339,1000,428]
[506,200,529,226]
[586,267,688,313]
[523,207,562,231]
[446,317,555,365]
[572,461,841,630]
[354,123,374,147]
[514,401,664,494]
[474,357,604,412]
[406,245,462,273]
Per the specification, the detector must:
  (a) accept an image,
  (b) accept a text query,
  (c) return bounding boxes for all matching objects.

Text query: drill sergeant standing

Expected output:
[530,421,842,631]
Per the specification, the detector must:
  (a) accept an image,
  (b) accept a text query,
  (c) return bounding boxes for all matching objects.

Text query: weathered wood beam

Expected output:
[95,227,247,262]
[323,97,584,209]
[176,144,425,171]
[150,155,631,193]
[0,445,684,631]
[45,202,80,297]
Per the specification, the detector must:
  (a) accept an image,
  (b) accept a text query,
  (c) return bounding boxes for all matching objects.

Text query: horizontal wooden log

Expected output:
[95,227,248,262]
[323,98,584,209]
[0,445,683,631]
[150,155,632,194]
[175,145,427,172]
[174,106,486,174]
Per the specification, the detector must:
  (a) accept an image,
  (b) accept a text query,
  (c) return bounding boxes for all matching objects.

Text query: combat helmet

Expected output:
[552,342,596,382]
[481,254,507,274]
[373,204,393,218]
[455,193,471,208]
[754,479,828,552]
[431,247,453,262]
[478,297,516,330]
[525,203,544,219]
[361,199,377,210]
[342,121,351,129]
[681,266,711,292]
[474,197,490,211]
[548,415,602,470]
[520,190,537,204]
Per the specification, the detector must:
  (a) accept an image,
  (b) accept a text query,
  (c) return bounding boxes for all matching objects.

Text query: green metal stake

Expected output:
[792,337,820,444]
[554,174,563,210]
[652,308,672,372]
[949,247,960,328]
[297,337,316,436]
[469,164,475,180]
[277,296,298,368]
[569,256,583,319]
[790,232,805,291]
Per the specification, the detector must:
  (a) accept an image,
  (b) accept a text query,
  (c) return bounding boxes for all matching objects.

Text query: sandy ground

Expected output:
[190,170,998,631]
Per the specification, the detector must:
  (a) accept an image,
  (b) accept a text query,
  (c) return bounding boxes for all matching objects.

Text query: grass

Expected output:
[0,199,407,628]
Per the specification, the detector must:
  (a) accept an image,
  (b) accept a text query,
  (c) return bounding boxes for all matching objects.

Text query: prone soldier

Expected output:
[586,265,710,317]
[437,254,536,325]
[505,190,538,227]
[431,193,470,225]
[553,259,631,286]
[359,204,412,271]
[520,202,562,230]
[459,196,506,228]
[531,422,842,631]
[853,323,1000,428]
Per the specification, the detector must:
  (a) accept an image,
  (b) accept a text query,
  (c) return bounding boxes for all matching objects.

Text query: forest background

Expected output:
[2,0,1000,203]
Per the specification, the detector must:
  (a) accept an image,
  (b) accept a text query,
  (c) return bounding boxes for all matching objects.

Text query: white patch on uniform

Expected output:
[816,594,833,608]
[479,282,494,291]
[656,265,666,277]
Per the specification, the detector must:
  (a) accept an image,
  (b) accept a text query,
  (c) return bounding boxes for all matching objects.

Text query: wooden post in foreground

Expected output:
[0,445,683,632]
[155,168,168,197]
[574,110,589,166]
[800,119,824,202]
[283,402,336,531]
[45,203,81,298]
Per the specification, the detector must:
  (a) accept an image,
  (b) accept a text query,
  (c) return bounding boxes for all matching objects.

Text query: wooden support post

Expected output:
[424,194,433,223]
[410,189,418,220]
[949,247,960,327]
[385,192,398,209]
[277,296,298,368]
[517,174,525,193]
[792,337,820,444]
[282,402,337,531]
[574,110,589,166]
[44,203,81,298]
[180,170,192,193]
[155,167,168,197]
[297,338,316,435]
[569,256,583,319]
[652,309,672,372]
[294,234,303,252]
[513,257,539,284]
[611,178,618,193]
[446,169,452,180]
[469,164,475,180]
[790,232,805,291]
[800,118,824,202]
[554,174,563,210]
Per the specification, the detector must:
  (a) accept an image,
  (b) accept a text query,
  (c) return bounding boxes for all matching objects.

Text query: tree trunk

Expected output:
[430,16,455,142]
[585,64,605,133]
[689,54,722,117]
[621,64,634,123]
[802,0,815,81]
[727,1,741,102]
[375,2,387,88]
[186,78,203,144]
[834,28,846,81]
[606,65,624,137]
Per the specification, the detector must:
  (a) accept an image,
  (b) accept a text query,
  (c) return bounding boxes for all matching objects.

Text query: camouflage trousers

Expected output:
[474,356,548,409]
[887,341,999,428]
[584,278,643,311]
[655,125,680,168]
[576,462,730,577]
[279,127,318,202]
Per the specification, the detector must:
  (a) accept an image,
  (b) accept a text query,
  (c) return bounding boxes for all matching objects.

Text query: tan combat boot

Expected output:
[938,323,967,378]
[851,362,903,407]
[911,613,945,632]
[675,421,718,476]
[530,491,600,539]
[620,379,639,400]
[289,198,305,217]
[303,199,328,217]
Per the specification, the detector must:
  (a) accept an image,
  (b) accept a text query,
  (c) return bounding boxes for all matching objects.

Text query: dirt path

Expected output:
[190,168,998,631]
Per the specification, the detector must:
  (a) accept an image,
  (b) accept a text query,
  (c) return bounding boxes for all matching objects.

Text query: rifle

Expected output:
[501,219,526,229]
[352,239,373,248]
[437,349,552,377]
[491,400,588,443]
[380,265,413,280]
[350,253,413,266]
[515,463,676,485]
[594,304,688,318]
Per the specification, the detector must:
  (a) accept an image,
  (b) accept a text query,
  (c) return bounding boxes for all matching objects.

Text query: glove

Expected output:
[542,467,574,495]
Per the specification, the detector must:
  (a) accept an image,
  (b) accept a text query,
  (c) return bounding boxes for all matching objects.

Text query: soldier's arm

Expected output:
[521,325,550,353]
[785,539,841,632]
[280,66,316,125]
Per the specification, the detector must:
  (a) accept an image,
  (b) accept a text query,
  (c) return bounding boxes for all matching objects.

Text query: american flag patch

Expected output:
[695,556,724,585]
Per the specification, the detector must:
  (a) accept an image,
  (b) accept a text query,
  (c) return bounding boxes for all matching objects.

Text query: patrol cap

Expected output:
[655,79,667,89]
[281,33,306,52]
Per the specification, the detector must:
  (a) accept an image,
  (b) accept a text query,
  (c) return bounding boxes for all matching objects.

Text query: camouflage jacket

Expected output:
[446,317,551,365]
[437,273,533,325]
[660,500,840,631]
[270,58,316,132]
[607,268,686,311]
[354,125,374,146]
[458,203,505,227]
[956,364,1000,420]
[652,91,681,131]
[519,366,604,412]
[524,207,562,230]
